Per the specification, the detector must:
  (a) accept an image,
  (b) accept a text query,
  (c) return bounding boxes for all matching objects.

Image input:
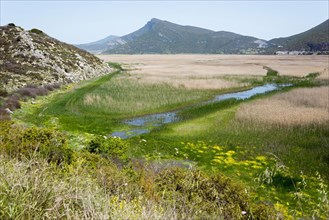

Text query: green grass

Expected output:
[128,99,329,218]
[123,78,329,218]
[14,68,246,135]
[81,75,213,116]
[11,65,329,218]
[0,121,280,219]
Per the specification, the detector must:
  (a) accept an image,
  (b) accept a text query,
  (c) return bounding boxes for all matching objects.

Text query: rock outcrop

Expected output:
[0,24,112,93]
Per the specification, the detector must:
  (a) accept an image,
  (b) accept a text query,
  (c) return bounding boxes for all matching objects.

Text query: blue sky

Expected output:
[1,1,328,44]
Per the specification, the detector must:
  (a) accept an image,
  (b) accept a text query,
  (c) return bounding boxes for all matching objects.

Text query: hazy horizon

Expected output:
[1,1,328,44]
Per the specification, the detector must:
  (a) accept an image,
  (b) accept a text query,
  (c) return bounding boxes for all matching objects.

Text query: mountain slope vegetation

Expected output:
[76,18,270,54]
[105,18,268,54]
[269,19,329,51]
[0,23,111,93]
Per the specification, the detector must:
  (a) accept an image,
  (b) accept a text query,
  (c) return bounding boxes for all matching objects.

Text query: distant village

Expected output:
[275,50,329,55]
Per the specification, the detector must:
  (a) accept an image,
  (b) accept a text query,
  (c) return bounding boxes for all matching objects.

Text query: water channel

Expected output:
[111,84,290,139]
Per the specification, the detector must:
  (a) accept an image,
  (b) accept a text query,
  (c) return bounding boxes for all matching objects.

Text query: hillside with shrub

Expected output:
[0,23,111,93]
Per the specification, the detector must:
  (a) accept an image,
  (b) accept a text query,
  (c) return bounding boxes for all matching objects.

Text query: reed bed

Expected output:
[98,54,329,80]
[236,86,329,126]
[82,76,212,115]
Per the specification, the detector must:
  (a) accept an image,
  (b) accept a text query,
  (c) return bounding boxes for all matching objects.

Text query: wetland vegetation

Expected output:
[2,56,329,219]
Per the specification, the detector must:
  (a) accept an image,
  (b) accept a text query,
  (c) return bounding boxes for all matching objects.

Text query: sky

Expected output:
[1,1,328,44]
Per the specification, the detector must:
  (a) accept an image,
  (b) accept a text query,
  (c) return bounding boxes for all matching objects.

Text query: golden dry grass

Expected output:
[98,55,329,90]
[236,86,329,126]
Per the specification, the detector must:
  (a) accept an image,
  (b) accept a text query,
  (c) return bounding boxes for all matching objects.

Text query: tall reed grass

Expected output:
[236,86,329,126]
[81,76,212,115]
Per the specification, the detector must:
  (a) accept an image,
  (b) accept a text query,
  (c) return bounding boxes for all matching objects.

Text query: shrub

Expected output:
[44,83,61,91]
[29,28,44,35]
[0,122,73,165]
[0,108,10,121]
[154,167,277,219]
[0,83,61,116]
[15,85,49,99]
[4,94,21,110]
[86,136,128,161]
[265,68,279,77]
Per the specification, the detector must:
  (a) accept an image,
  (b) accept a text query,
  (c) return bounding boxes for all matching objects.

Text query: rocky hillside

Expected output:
[0,24,112,93]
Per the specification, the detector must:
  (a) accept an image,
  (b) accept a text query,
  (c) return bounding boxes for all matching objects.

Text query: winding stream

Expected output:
[111,84,290,139]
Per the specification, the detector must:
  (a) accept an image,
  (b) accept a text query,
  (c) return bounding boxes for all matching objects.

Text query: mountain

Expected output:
[105,18,270,54]
[75,35,120,54]
[0,23,112,93]
[79,18,329,54]
[78,18,271,54]
[269,19,329,52]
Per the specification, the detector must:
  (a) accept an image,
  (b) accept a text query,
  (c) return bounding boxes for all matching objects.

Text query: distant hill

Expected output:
[75,35,120,54]
[0,24,112,93]
[269,19,329,52]
[77,18,329,55]
[78,18,271,54]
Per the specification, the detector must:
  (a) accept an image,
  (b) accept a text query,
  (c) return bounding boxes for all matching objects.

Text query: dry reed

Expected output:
[236,86,329,126]
[98,54,329,80]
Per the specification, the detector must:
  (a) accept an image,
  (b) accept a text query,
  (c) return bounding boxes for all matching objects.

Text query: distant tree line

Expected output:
[307,42,329,51]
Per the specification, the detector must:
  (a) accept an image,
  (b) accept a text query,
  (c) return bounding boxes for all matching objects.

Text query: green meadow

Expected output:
[5,62,329,219]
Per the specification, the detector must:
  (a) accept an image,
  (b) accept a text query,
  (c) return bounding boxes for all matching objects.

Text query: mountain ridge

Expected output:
[105,18,268,54]
[76,18,329,54]
[269,19,329,52]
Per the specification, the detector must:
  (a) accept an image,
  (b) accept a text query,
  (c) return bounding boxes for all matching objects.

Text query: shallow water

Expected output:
[209,84,278,102]
[111,84,289,139]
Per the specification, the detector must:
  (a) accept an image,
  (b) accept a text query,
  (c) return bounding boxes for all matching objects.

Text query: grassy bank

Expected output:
[13,65,252,135]
[127,84,329,218]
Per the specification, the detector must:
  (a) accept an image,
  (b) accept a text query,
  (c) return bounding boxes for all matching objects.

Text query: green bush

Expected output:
[86,136,128,160]
[29,28,44,35]
[154,167,278,219]
[0,121,73,165]
[265,68,279,77]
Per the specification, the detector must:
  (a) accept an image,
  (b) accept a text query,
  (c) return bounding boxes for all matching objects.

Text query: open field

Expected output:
[98,55,329,88]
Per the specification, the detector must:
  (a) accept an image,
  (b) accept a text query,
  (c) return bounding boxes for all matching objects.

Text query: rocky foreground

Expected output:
[0,23,112,93]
